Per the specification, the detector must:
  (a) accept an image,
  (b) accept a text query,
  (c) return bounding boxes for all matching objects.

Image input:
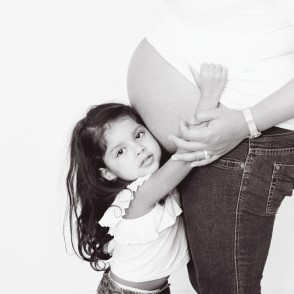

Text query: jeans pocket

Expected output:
[266,163,294,215]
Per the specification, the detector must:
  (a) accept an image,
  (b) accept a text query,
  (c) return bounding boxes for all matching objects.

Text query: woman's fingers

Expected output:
[172,151,207,161]
[170,106,250,166]
[171,151,221,166]
[190,155,219,167]
[169,106,250,167]
[179,120,208,141]
[169,135,206,151]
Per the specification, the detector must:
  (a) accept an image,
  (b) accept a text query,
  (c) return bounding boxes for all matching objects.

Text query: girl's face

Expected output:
[101,116,162,181]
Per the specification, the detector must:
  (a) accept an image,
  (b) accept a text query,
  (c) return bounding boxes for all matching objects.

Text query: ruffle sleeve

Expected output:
[99,175,183,244]
[98,175,151,228]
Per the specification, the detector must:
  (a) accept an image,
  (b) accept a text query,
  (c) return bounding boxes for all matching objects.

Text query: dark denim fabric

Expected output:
[180,128,294,294]
[97,269,171,294]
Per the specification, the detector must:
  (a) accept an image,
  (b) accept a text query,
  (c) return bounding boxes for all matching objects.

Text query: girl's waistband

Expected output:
[106,270,170,294]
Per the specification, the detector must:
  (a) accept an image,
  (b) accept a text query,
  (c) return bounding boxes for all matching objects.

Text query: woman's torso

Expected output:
[128,0,294,151]
[148,0,294,110]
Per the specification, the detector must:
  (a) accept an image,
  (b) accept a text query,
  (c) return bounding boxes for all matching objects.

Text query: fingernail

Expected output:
[190,163,198,167]
[171,155,179,160]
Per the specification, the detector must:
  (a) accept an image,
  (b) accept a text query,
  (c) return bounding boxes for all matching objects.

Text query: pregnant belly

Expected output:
[128,39,201,153]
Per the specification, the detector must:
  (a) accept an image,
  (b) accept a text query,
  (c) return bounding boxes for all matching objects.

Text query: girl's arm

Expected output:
[169,78,294,166]
[126,157,191,218]
[126,64,227,218]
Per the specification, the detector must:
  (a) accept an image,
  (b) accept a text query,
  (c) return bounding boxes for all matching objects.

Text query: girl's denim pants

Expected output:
[97,268,171,294]
[180,128,294,294]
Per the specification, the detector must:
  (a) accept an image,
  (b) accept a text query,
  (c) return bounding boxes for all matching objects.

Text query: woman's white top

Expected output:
[99,175,190,282]
[147,0,294,130]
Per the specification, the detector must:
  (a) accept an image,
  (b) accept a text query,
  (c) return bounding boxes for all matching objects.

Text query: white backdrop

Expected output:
[0,1,293,294]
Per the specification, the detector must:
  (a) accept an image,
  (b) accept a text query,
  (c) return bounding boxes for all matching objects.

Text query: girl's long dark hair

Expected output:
[66,103,145,271]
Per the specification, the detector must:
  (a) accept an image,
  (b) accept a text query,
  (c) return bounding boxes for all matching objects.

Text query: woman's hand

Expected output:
[170,105,250,166]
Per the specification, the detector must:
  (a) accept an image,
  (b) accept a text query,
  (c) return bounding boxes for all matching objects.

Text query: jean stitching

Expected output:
[261,131,294,137]
[266,163,281,215]
[213,158,245,171]
[234,143,252,294]
[251,147,294,155]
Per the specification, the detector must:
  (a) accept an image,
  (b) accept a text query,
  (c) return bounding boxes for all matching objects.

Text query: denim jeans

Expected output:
[180,128,294,294]
[97,269,171,294]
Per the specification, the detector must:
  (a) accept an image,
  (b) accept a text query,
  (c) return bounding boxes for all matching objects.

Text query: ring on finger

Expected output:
[203,150,211,159]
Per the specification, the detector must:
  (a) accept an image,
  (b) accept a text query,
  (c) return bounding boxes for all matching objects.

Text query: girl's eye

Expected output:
[136,131,145,139]
[117,148,125,157]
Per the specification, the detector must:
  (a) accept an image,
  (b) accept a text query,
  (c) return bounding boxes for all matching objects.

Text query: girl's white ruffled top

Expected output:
[99,175,190,282]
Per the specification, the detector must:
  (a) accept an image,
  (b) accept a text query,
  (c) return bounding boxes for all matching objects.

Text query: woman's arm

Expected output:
[170,78,294,166]
[251,78,294,131]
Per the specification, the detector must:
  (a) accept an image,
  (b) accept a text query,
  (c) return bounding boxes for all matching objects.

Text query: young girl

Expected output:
[66,64,227,294]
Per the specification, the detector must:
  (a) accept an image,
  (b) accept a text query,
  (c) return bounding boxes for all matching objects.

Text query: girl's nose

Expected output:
[136,145,145,156]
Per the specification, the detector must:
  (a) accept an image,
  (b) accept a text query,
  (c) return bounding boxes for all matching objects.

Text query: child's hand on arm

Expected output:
[168,63,228,163]
[191,63,227,124]
[170,63,228,160]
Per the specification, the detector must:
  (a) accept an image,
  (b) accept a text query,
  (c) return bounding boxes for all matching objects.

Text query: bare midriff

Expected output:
[110,270,169,291]
[127,38,201,153]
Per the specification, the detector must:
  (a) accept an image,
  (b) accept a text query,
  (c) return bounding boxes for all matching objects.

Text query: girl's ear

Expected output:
[99,168,117,181]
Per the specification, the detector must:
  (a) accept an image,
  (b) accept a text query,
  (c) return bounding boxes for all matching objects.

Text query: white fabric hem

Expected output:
[111,255,190,283]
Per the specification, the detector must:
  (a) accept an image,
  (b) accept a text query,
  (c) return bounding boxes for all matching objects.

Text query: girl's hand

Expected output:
[193,63,227,101]
[170,105,250,166]
[190,63,227,125]
[191,63,227,120]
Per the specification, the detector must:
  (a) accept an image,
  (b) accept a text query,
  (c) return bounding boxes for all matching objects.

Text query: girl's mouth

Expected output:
[141,154,154,167]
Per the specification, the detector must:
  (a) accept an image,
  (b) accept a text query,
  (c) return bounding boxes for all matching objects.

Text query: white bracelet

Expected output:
[242,108,261,139]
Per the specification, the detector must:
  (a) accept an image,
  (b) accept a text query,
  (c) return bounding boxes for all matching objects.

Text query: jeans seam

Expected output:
[213,158,245,171]
[266,163,281,215]
[266,163,294,215]
[195,261,202,294]
[250,147,294,155]
[234,143,251,294]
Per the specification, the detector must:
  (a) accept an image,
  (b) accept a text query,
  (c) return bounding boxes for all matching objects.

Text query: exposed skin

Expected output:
[128,39,294,167]
[170,77,294,166]
[101,117,162,182]
[127,39,200,153]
